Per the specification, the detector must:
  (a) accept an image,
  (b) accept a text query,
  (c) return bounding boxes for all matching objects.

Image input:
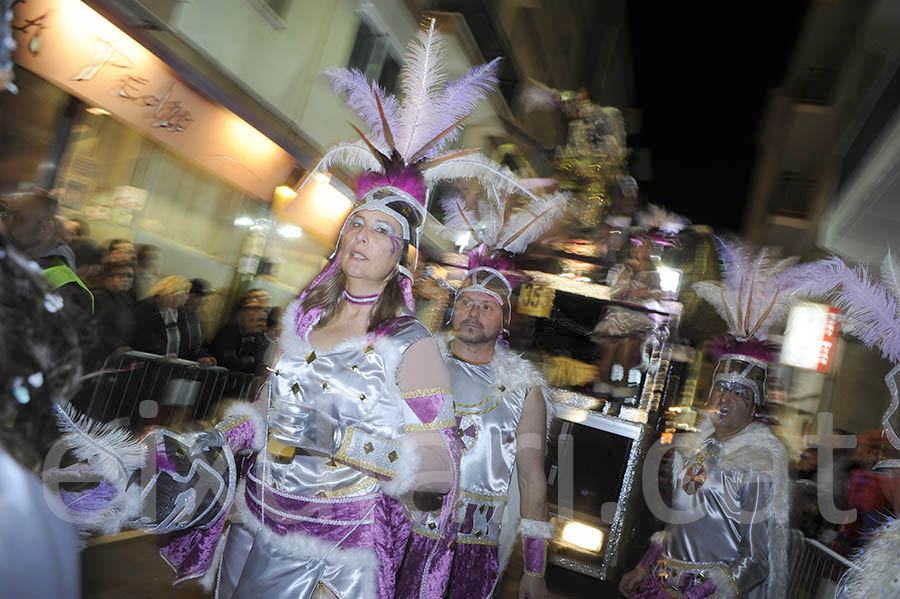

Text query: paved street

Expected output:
[82,532,623,598]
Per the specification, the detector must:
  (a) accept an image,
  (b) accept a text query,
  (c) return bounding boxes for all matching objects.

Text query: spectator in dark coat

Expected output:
[134,244,162,301]
[5,190,93,315]
[132,275,190,357]
[210,305,268,374]
[92,261,136,360]
[178,278,216,365]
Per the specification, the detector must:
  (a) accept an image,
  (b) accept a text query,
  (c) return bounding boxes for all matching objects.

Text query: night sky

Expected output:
[627,1,810,232]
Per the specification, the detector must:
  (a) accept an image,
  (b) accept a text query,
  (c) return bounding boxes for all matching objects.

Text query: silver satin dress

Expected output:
[218,318,433,599]
[657,438,772,598]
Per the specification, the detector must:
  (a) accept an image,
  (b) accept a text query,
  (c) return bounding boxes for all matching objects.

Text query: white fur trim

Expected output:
[436,333,553,436]
[650,530,666,546]
[379,435,422,497]
[196,526,229,592]
[233,479,378,597]
[517,518,555,539]
[704,566,738,599]
[277,298,311,358]
[221,400,267,452]
[672,419,790,599]
[840,518,900,598]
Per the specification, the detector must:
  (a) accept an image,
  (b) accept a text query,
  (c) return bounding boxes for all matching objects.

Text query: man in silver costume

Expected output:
[618,240,803,599]
[620,347,790,599]
[422,264,554,599]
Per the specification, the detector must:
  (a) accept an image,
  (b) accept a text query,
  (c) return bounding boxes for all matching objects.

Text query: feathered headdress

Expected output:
[692,238,814,406]
[795,251,900,455]
[288,19,563,327]
[693,238,806,344]
[308,19,558,231]
[287,19,551,335]
[436,172,568,319]
[635,204,690,242]
[439,178,568,255]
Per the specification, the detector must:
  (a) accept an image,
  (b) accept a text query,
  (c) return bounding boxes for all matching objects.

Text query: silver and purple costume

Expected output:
[636,420,790,599]
[158,300,459,599]
[403,334,547,598]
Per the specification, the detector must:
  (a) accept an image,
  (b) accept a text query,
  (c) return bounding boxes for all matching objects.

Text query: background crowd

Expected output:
[2,188,277,377]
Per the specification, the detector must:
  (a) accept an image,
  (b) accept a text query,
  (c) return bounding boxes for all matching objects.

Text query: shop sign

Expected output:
[10,0,295,200]
[517,281,555,318]
[112,185,148,210]
[781,302,840,373]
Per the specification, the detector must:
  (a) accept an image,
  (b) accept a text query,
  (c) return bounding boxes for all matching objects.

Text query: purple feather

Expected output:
[795,256,900,363]
[355,166,427,206]
[710,335,778,362]
[418,57,501,159]
[465,244,528,289]
[326,68,399,152]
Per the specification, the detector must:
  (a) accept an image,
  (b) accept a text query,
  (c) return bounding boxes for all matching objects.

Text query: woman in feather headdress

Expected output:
[792,252,900,599]
[620,239,807,599]
[148,18,570,599]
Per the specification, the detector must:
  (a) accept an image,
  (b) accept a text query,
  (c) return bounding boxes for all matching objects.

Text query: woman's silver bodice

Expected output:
[260,318,429,498]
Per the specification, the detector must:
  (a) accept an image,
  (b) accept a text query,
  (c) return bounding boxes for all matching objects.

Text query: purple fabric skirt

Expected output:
[446,542,499,599]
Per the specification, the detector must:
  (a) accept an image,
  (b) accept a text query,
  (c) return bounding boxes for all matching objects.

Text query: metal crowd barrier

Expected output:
[787,529,856,599]
[71,351,259,432]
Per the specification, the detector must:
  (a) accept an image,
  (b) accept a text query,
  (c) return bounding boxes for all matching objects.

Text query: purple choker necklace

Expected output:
[342,289,380,305]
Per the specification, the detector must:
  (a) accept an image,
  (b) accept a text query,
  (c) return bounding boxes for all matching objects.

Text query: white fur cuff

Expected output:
[517,518,555,539]
[650,530,666,546]
[380,436,422,497]
[221,400,267,452]
[704,566,738,599]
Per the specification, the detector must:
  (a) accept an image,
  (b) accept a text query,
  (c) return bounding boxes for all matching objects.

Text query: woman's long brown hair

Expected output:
[300,250,409,333]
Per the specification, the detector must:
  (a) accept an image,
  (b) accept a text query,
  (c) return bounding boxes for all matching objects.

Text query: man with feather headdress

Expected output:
[620,240,802,599]
[409,180,567,598]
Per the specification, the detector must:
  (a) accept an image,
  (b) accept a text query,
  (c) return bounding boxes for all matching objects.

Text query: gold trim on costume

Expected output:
[656,557,738,594]
[454,396,502,415]
[333,427,401,478]
[320,477,378,498]
[453,393,495,410]
[401,386,452,399]
[460,490,508,503]
[216,414,249,434]
[403,418,457,433]
[457,535,500,546]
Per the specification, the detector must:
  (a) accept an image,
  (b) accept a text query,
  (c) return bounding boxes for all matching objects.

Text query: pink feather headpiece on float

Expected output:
[692,238,816,407]
[288,19,564,338]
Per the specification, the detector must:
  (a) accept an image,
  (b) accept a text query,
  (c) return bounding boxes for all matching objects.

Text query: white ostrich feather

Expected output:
[498,191,568,254]
[53,400,146,485]
[395,19,447,158]
[295,142,383,196]
[424,154,542,203]
[881,249,900,302]
[837,518,900,598]
[692,239,807,341]
[478,184,506,247]
[440,195,477,231]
